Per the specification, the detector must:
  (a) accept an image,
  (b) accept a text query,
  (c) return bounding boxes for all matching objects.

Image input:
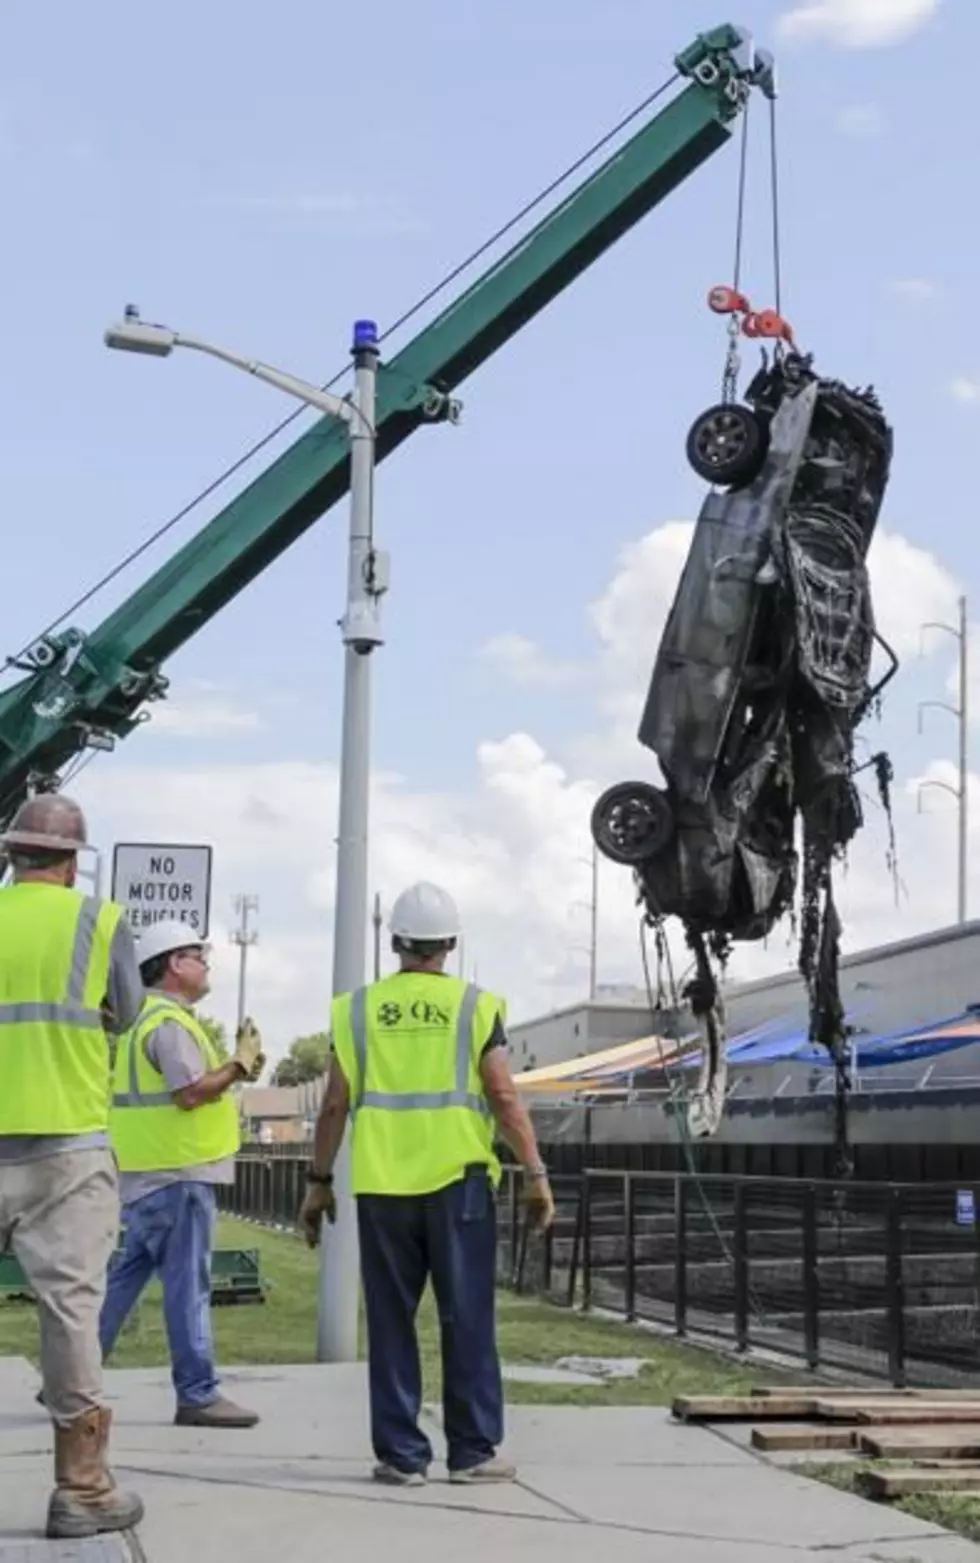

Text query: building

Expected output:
[517,919,980,1179]
[507,983,661,1072]
[239,1085,313,1144]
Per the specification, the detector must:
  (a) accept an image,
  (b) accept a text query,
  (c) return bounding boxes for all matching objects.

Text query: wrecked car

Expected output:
[591,350,896,1143]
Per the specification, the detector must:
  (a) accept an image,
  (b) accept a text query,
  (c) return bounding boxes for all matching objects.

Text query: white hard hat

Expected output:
[136,916,206,968]
[389,882,461,942]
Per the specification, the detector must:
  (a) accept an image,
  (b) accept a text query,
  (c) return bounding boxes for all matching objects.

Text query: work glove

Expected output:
[524,1172,556,1233]
[298,1182,337,1247]
[234,1018,264,1081]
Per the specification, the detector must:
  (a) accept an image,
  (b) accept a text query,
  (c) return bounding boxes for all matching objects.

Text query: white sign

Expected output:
[111,843,213,939]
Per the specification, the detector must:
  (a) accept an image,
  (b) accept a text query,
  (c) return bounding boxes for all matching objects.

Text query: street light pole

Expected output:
[919,595,969,924]
[317,320,383,1363]
[104,307,386,1364]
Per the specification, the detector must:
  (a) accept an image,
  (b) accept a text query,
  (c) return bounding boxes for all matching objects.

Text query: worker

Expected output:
[0,794,145,1540]
[101,915,265,1428]
[298,881,555,1487]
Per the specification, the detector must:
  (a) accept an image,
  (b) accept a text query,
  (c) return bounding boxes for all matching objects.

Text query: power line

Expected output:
[7,74,681,670]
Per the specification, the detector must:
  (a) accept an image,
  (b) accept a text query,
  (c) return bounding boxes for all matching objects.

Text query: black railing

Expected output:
[221,1154,980,1387]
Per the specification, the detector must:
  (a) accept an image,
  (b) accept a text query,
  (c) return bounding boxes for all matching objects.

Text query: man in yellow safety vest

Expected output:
[103,915,265,1427]
[298,881,555,1487]
[0,794,145,1540]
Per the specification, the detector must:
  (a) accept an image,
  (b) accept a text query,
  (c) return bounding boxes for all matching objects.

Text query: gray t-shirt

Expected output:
[118,991,235,1206]
[0,911,146,1167]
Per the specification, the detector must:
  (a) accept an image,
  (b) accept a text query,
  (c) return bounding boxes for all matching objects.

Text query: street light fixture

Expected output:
[105,305,384,1364]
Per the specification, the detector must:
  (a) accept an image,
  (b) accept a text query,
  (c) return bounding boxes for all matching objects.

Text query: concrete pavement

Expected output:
[2,1356,979,1562]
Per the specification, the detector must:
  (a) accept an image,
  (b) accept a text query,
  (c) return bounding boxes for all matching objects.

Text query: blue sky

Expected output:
[3,0,977,1046]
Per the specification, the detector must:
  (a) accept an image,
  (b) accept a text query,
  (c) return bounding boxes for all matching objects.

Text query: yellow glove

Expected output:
[298,1181,337,1247]
[234,1018,263,1079]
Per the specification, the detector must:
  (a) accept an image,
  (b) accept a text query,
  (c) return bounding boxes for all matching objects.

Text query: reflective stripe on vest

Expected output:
[0,895,108,1032]
[348,980,490,1118]
[109,997,240,1173]
[0,884,123,1137]
[111,999,191,1108]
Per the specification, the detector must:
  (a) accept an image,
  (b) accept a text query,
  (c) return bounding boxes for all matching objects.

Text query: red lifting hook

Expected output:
[707,285,751,316]
[742,309,795,345]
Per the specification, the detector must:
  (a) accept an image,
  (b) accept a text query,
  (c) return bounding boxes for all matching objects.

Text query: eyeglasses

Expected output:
[175,945,211,964]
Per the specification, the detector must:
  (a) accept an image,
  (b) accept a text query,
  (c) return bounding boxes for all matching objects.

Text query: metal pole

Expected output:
[589,842,598,1001]
[958,595,969,924]
[372,892,382,982]
[317,321,382,1364]
[231,895,259,1029]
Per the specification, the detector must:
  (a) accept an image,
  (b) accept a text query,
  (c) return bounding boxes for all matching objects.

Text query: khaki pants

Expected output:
[0,1147,119,1426]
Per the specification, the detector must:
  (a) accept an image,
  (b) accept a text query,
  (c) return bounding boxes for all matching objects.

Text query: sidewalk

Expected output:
[2,1356,979,1562]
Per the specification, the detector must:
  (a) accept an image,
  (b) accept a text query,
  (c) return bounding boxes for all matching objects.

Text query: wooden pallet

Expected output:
[673,1389,980,1501]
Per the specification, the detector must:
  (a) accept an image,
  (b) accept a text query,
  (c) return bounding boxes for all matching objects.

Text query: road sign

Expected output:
[111,843,213,938]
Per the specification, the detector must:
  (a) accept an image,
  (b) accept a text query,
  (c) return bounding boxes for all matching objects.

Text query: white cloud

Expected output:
[779,0,940,48]
[72,518,970,1065]
[886,278,939,303]
[950,377,980,404]
[480,633,583,688]
[835,104,887,136]
[148,689,262,738]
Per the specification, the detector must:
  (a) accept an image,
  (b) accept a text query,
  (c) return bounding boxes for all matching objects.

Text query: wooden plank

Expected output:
[853,1404,980,1426]
[750,1386,913,1400]
[752,1426,857,1452]
[857,1466,980,1500]
[752,1385,980,1401]
[860,1427,980,1460]
[813,1399,980,1425]
[671,1395,818,1422]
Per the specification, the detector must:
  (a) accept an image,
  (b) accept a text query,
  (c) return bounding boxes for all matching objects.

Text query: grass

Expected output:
[0,1216,783,1407]
[795,1460,980,1548]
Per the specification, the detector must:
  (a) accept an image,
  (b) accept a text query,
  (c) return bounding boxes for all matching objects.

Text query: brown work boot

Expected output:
[174,1395,259,1428]
[46,1407,144,1539]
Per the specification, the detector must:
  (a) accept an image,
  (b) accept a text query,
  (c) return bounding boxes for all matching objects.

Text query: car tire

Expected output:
[591,782,673,867]
[686,402,769,489]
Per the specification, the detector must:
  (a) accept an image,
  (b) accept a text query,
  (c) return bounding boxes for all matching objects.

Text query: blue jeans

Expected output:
[357,1168,503,1475]
[99,1181,219,1408]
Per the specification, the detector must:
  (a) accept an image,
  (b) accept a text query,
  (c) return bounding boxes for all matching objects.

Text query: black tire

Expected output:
[686,402,769,489]
[591,782,673,867]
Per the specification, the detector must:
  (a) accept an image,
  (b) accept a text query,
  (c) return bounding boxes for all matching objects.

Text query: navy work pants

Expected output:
[357,1167,503,1475]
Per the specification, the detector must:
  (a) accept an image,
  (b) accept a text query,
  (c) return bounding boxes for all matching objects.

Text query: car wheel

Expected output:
[591,782,673,866]
[686,402,769,488]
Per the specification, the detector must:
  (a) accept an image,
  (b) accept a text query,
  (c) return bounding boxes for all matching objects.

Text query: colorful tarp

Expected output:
[514,1007,980,1096]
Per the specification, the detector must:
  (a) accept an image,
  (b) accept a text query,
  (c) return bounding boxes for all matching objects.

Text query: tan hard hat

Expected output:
[1,794,88,854]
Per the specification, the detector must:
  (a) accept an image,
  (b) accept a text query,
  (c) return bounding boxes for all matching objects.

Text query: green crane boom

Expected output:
[0,24,774,827]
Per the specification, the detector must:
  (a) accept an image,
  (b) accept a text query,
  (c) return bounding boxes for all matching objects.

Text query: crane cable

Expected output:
[635,97,790,1328]
[719,92,787,404]
[5,72,681,674]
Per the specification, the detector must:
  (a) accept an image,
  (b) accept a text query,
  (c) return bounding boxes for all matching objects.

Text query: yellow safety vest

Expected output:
[331,972,503,1197]
[0,882,123,1136]
[109,996,241,1172]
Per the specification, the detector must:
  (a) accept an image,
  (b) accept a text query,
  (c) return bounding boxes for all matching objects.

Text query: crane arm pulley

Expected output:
[0,23,775,825]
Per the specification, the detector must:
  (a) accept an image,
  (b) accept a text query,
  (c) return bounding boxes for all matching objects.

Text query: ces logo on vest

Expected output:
[376,999,451,1028]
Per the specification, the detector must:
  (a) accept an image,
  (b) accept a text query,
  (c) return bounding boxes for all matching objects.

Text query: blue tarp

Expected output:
[670,1008,980,1074]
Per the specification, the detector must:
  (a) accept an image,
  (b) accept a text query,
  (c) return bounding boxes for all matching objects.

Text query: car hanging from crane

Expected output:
[591,264,898,1162]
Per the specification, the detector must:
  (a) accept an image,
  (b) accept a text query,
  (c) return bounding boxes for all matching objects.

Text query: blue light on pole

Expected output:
[352,319,379,351]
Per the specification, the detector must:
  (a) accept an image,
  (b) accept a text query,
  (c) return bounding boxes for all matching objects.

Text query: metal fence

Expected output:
[222,1153,980,1387]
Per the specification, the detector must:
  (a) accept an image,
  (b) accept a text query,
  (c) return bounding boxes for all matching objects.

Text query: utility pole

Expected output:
[918,595,969,923]
[231,895,259,1028]
[318,321,384,1366]
[571,845,599,999]
[372,891,383,982]
[589,840,599,1002]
